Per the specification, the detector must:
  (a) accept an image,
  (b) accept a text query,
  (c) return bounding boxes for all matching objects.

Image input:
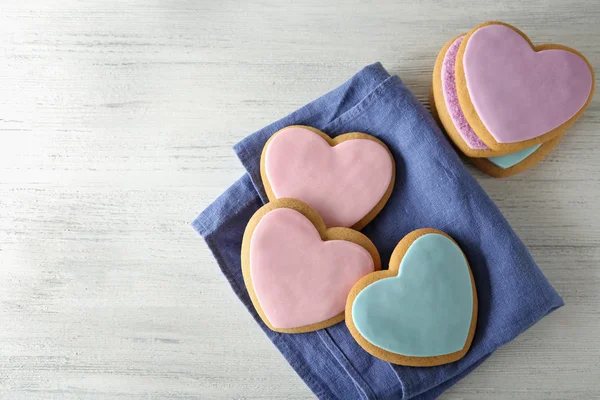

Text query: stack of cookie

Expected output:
[431,21,594,177]
[240,125,478,367]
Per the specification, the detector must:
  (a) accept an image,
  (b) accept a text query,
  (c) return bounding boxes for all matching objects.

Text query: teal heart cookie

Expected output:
[345,228,477,367]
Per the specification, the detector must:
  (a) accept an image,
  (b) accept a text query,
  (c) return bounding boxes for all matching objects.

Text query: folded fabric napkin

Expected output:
[193,63,563,399]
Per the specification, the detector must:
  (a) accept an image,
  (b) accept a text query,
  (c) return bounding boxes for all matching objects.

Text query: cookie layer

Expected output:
[242,198,381,334]
[432,35,515,157]
[261,125,395,229]
[441,36,488,151]
[487,145,541,168]
[469,134,562,178]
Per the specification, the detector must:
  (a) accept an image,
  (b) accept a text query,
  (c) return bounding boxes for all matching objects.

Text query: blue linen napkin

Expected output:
[192,62,563,400]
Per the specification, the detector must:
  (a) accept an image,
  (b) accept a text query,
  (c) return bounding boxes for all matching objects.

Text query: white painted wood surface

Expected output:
[1,1,599,399]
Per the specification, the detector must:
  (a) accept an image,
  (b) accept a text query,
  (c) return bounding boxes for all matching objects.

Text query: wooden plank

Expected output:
[1,1,599,398]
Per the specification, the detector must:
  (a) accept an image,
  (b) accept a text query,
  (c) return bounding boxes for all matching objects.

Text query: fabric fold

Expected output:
[193,62,563,399]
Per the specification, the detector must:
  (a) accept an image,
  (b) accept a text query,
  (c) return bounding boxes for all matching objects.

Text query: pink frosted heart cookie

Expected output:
[241,198,381,333]
[430,33,566,177]
[260,125,395,230]
[454,21,594,152]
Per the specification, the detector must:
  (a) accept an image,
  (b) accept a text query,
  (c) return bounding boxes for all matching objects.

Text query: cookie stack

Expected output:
[240,125,478,367]
[431,21,595,177]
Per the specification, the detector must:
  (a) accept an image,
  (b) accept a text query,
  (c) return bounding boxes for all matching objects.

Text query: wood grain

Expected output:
[1,1,599,399]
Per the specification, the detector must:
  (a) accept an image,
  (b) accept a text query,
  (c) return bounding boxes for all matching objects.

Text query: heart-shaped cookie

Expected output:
[261,125,395,229]
[455,22,594,152]
[242,198,381,333]
[346,228,477,366]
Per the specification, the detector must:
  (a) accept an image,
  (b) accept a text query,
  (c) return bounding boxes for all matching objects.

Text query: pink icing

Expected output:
[441,36,490,150]
[264,127,393,228]
[463,24,593,143]
[249,208,375,329]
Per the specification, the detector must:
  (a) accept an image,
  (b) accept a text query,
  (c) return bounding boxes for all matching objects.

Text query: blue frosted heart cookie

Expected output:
[345,228,478,367]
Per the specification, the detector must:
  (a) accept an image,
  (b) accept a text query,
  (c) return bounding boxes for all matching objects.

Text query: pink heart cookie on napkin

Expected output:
[260,125,395,229]
[241,199,381,333]
[455,22,595,152]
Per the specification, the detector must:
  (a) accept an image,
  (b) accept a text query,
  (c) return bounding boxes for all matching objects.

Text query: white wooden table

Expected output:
[1,1,599,399]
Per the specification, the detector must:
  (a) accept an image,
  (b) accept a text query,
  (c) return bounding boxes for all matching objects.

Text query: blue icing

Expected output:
[487,144,541,169]
[352,233,473,357]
